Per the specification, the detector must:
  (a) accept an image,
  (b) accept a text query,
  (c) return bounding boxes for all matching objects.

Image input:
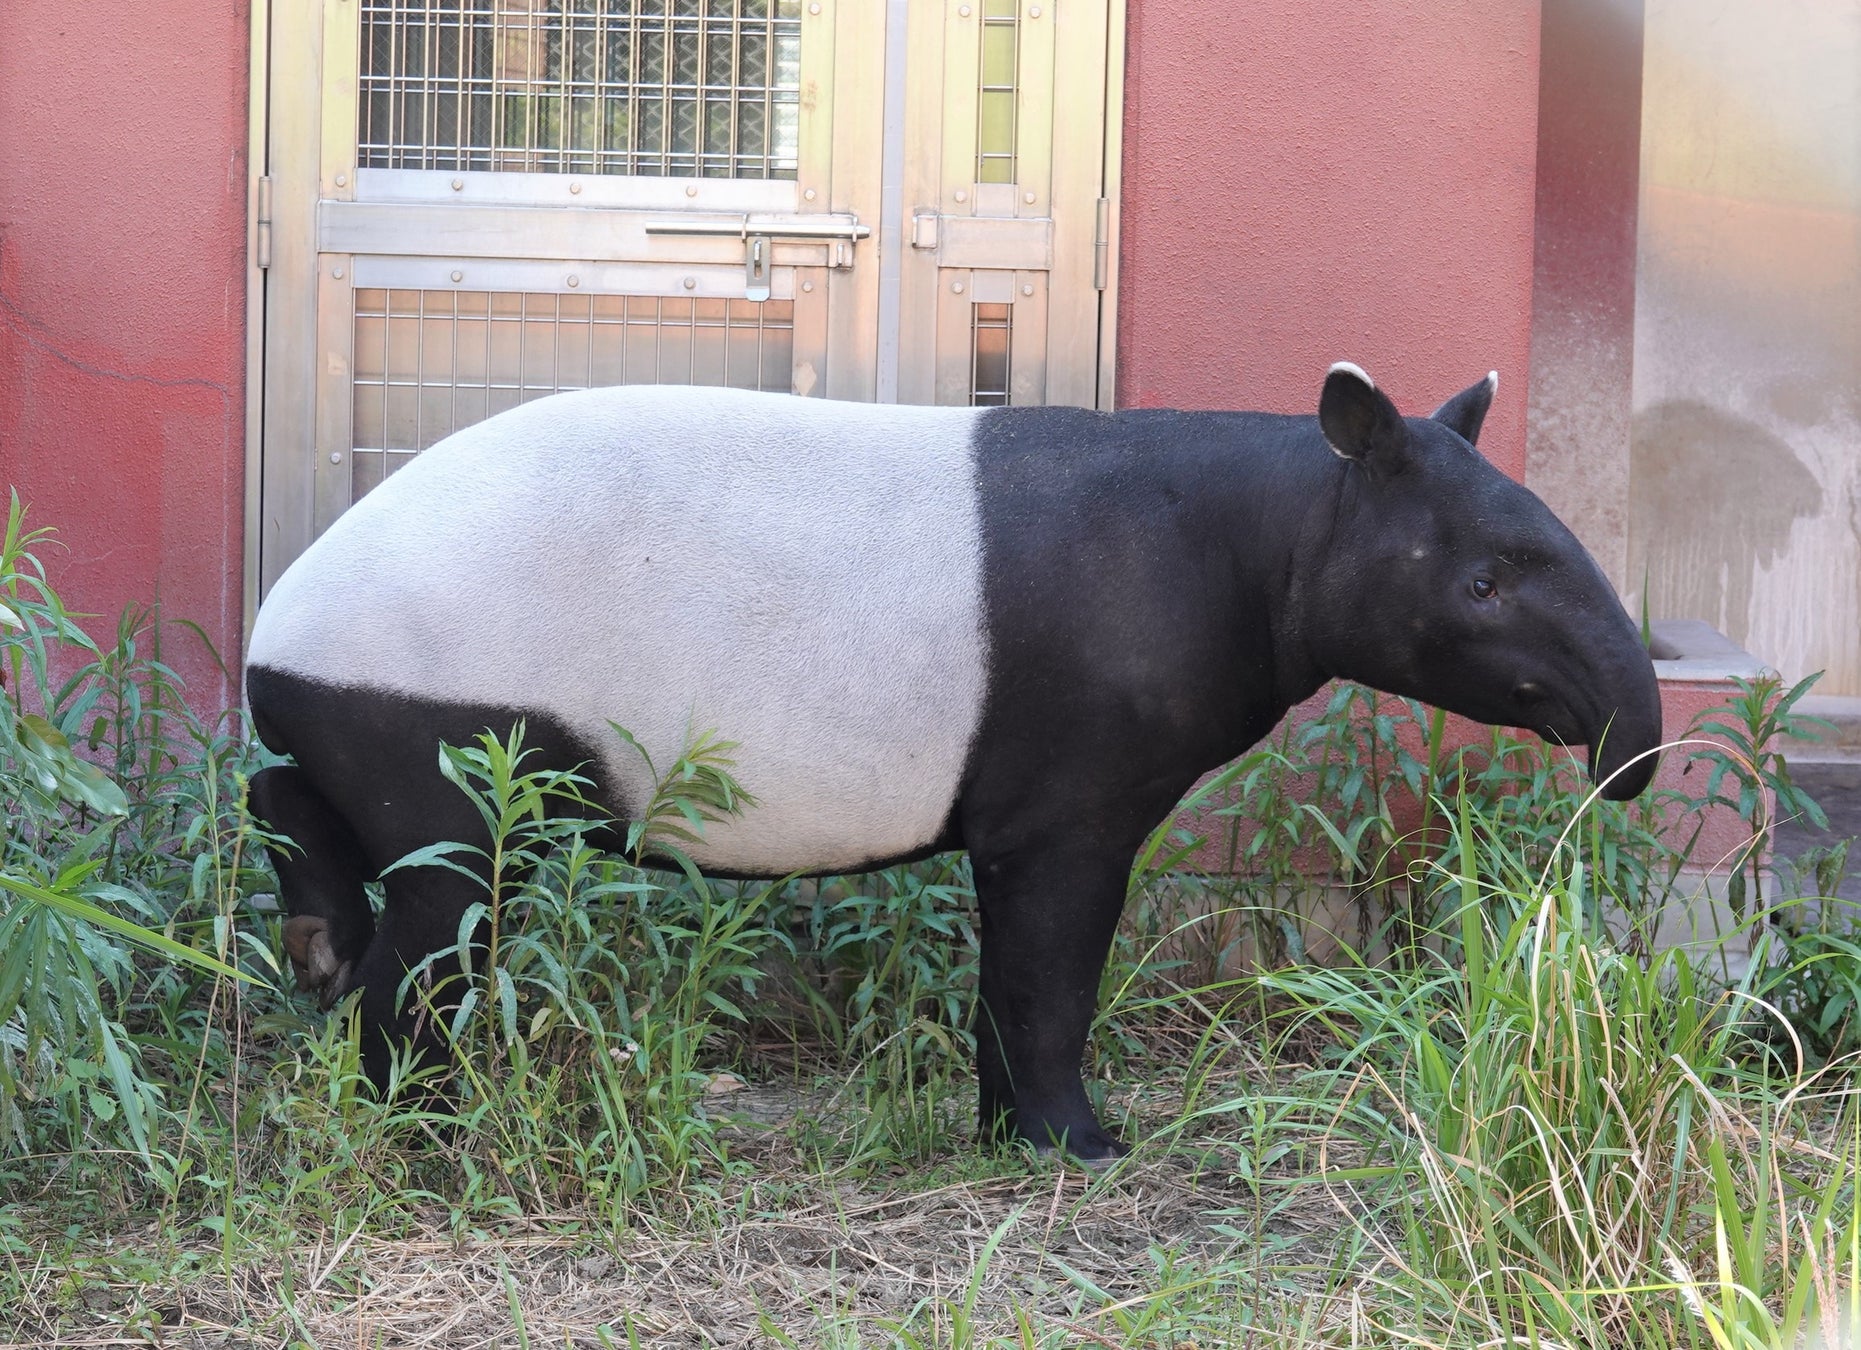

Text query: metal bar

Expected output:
[1096,0,1125,411]
[453,0,468,172]
[664,4,678,177]
[592,3,609,172]
[419,0,436,172]
[643,214,870,240]
[324,199,843,264]
[516,286,531,402]
[414,287,426,450]
[523,0,540,172]
[242,0,272,636]
[874,0,908,403]
[483,290,498,418]
[727,0,741,177]
[1043,0,1110,408]
[625,1,640,176]
[350,254,801,300]
[550,291,562,398]
[447,285,459,438]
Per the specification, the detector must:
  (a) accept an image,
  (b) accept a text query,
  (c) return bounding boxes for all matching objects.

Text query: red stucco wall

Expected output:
[0,2,1548,721]
[1117,2,1543,482]
[0,0,250,714]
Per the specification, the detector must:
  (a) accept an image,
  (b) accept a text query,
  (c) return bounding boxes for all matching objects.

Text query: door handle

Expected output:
[644,214,871,300]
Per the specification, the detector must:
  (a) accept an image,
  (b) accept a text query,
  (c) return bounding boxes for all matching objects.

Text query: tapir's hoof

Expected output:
[1035,1132,1131,1168]
[1007,1123,1130,1167]
[282,915,356,1011]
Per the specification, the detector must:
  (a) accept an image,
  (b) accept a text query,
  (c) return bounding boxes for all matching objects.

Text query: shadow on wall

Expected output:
[1628,399,1822,647]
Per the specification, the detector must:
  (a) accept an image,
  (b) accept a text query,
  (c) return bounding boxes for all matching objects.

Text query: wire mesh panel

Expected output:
[348,287,795,499]
[357,0,804,177]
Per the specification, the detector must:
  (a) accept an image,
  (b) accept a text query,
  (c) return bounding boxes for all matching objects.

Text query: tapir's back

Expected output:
[247,386,992,874]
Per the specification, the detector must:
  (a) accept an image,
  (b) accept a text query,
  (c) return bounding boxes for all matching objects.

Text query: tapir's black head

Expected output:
[1305,363,1661,800]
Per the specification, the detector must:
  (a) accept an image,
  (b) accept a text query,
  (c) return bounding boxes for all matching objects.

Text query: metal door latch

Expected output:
[745,235,771,301]
[645,214,871,301]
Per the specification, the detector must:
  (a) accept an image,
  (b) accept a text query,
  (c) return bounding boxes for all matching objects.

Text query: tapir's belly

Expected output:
[248,387,992,875]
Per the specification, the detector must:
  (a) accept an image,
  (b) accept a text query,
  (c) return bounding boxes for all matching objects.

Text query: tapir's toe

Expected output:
[282,915,357,1010]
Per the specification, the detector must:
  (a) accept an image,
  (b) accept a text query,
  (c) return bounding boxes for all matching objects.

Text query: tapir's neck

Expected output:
[973,406,1343,773]
[1162,411,1344,749]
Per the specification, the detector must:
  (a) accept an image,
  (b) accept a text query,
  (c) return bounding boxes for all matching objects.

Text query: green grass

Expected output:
[4,500,1861,1347]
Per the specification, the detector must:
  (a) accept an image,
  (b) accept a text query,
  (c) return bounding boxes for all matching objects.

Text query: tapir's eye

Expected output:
[1470,577,1498,600]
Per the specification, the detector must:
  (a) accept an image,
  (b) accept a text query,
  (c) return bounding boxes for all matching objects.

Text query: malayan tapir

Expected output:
[244,363,1661,1160]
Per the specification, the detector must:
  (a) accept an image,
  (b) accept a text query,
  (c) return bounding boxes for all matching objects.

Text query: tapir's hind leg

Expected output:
[346,867,486,1089]
[246,666,616,1089]
[248,765,377,1009]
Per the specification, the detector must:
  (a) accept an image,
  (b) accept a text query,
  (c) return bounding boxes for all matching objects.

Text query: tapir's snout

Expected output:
[1514,625,1661,802]
[1585,647,1663,801]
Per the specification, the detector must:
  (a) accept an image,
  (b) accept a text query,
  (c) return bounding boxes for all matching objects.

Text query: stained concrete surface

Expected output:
[1772,761,1861,906]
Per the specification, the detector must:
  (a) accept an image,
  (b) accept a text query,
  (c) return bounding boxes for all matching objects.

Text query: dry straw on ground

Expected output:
[3,1067,1355,1350]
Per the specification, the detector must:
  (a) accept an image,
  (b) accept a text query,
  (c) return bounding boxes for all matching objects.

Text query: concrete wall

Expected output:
[1525,0,1645,591]
[1629,0,1861,697]
[1117,1,1544,482]
[0,0,250,713]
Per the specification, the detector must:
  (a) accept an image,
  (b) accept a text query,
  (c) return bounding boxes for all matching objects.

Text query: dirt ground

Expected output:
[2,1072,1364,1349]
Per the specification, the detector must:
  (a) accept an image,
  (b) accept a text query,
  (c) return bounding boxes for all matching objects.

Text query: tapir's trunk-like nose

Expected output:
[1588,640,1663,801]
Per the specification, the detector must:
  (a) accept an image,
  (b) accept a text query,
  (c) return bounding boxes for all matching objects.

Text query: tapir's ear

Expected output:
[1430,371,1499,448]
[1319,362,1409,469]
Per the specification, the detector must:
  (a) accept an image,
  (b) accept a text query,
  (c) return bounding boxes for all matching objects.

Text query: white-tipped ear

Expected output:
[1319,363,1408,467]
[1329,360,1375,391]
[1430,371,1500,448]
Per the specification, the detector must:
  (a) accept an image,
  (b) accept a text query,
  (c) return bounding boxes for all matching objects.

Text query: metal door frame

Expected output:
[243,0,1125,643]
[243,0,272,650]
[891,0,1117,410]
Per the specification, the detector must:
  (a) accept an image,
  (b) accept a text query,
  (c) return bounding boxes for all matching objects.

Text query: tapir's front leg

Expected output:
[968,836,1142,1161]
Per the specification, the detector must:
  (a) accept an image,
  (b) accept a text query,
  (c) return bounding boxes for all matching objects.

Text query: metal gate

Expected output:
[247,0,1122,605]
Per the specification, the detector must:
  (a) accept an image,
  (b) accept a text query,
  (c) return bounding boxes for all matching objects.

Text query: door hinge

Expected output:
[1092,196,1110,291]
[255,175,273,270]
